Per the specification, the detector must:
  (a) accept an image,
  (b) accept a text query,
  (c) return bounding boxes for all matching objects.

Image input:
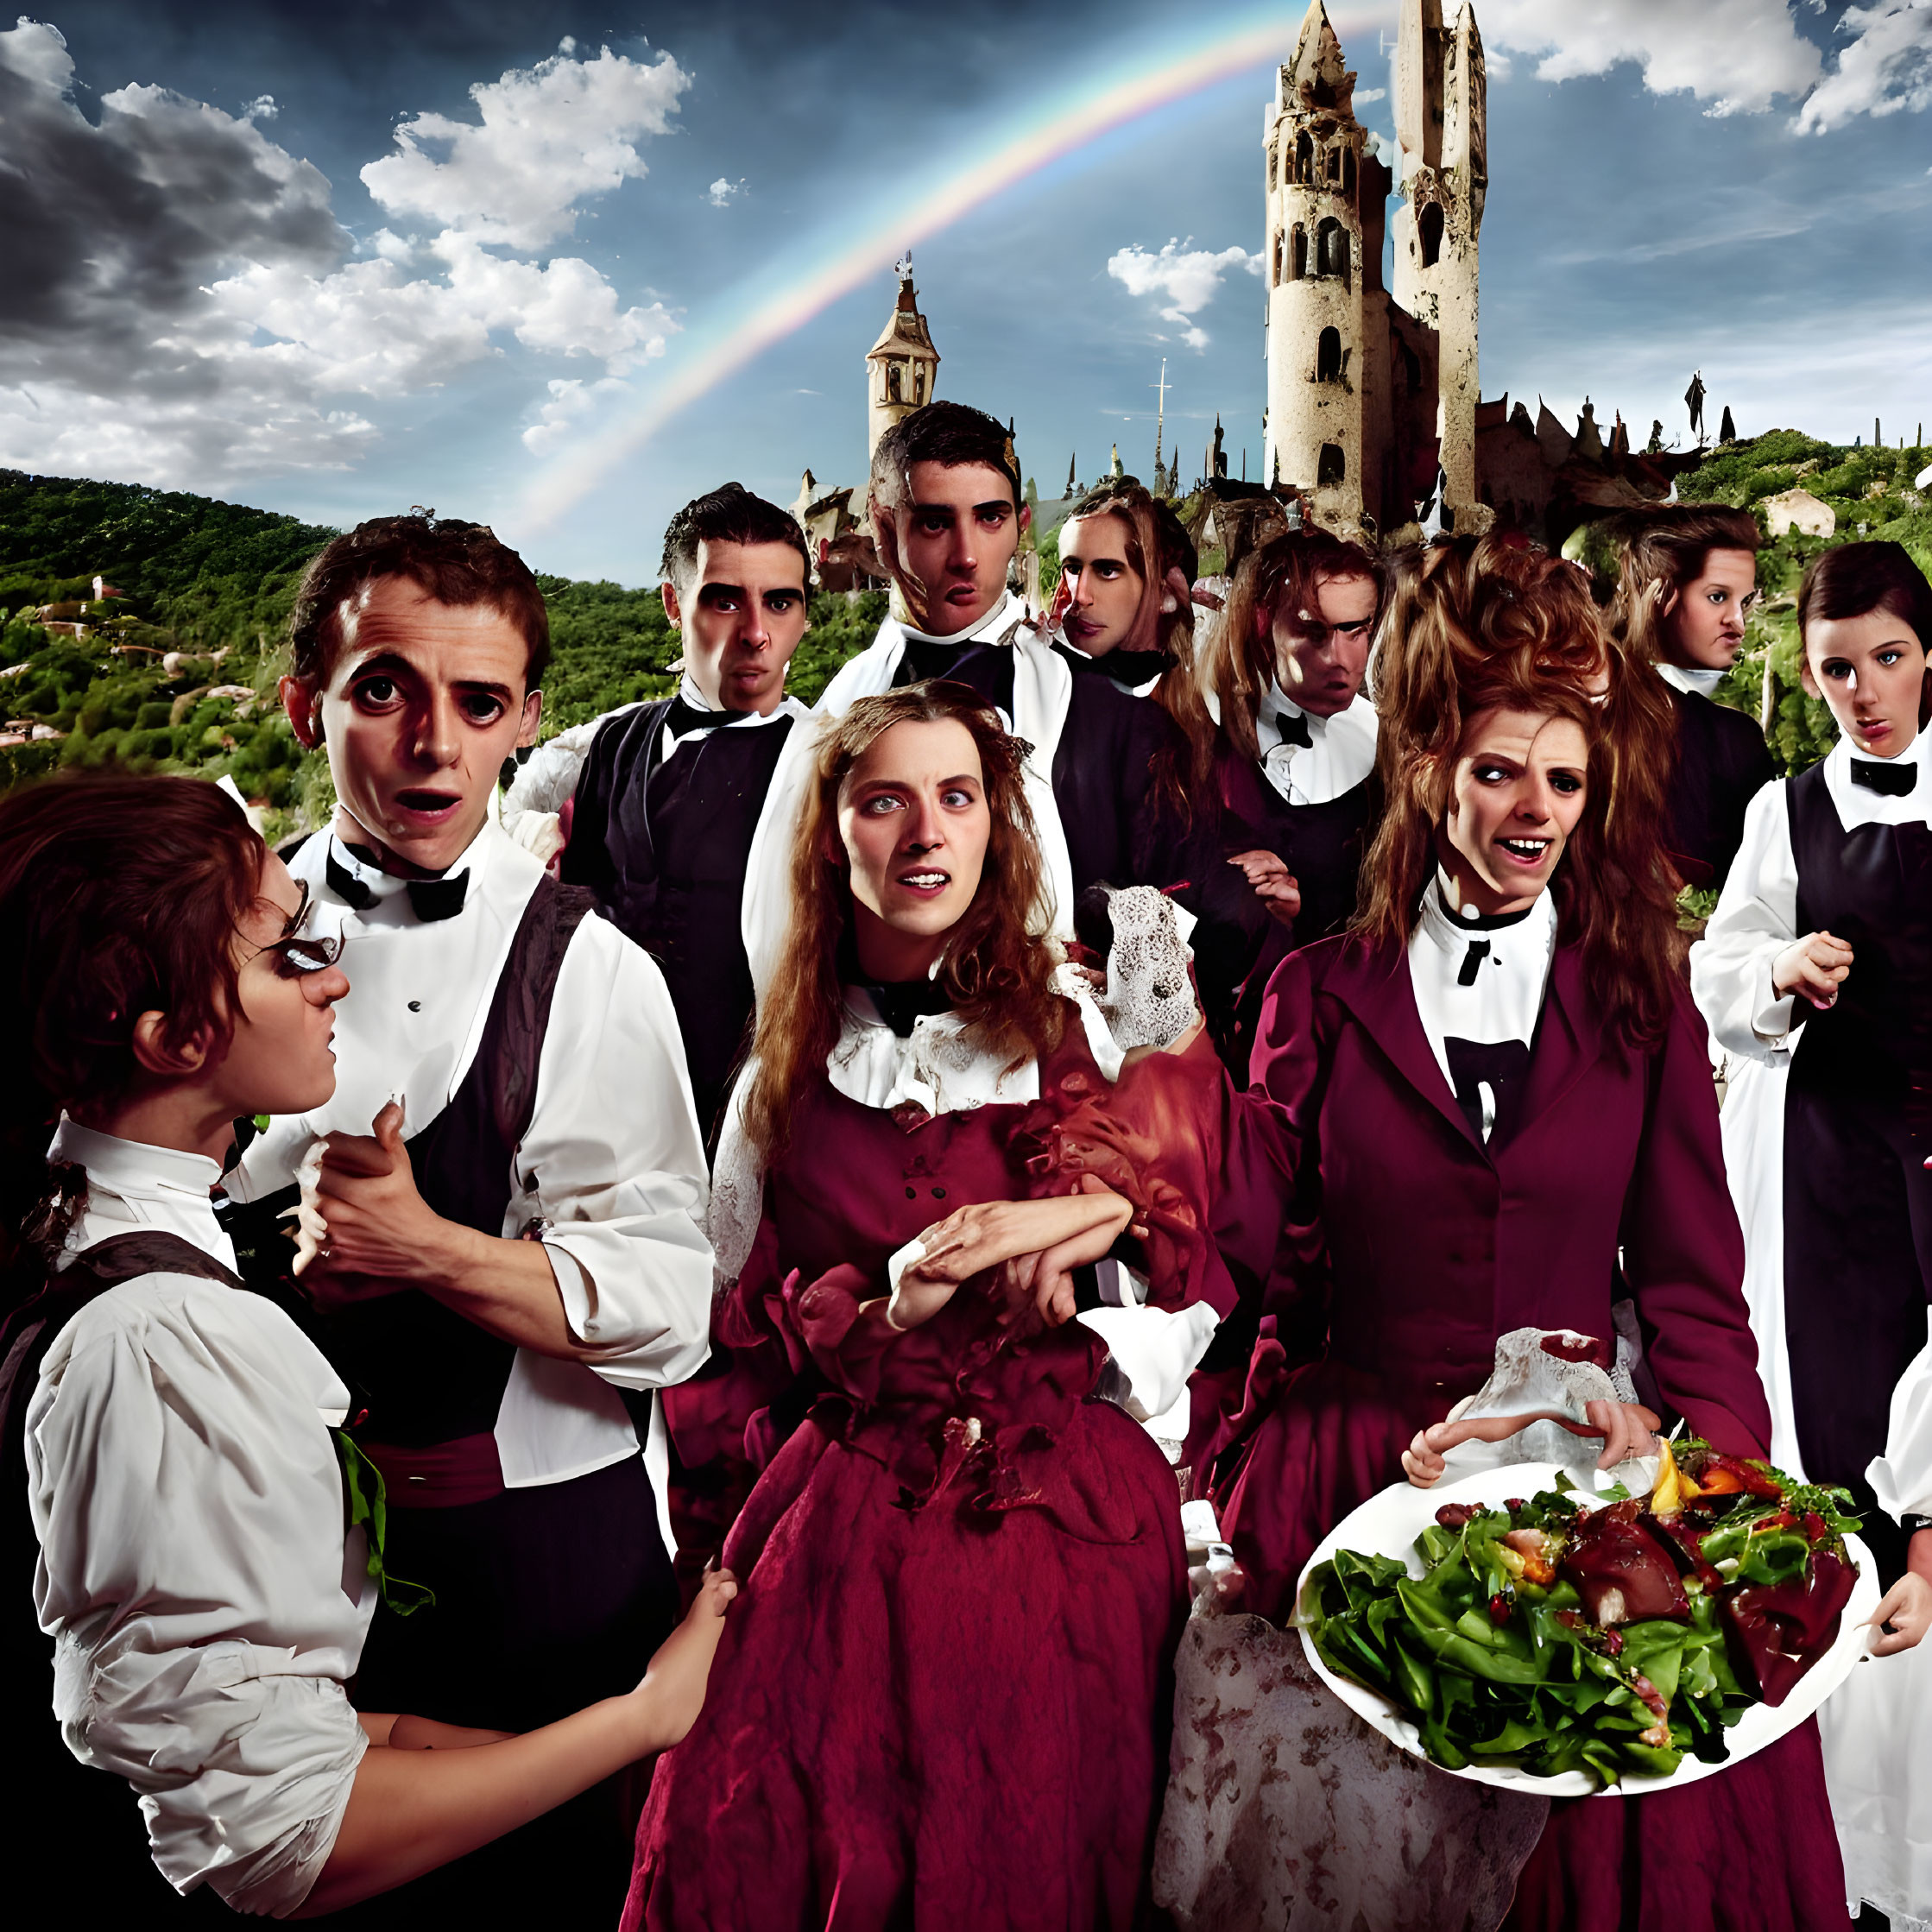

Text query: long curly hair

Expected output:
[1203,527,1386,765]
[1358,534,1683,1052]
[741,684,1067,1159]
[0,772,266,1292]
[1061,479,1217,820]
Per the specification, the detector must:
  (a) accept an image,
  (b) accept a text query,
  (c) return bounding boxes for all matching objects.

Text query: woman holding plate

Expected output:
[1186,534,1846,1930]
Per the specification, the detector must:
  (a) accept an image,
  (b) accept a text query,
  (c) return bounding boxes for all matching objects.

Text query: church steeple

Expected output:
[866,253,941,457]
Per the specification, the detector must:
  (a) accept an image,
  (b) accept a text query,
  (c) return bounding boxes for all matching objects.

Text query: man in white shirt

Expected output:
[224,513,711,1916]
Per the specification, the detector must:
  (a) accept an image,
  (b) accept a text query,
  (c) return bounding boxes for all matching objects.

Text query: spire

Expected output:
[1065,451,1077,496]
[1287,0,1354,111]
[1396,0,1445,168]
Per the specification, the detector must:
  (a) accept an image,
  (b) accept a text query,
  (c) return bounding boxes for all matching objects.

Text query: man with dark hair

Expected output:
[504,483,810,1138]
[743,402,1177,989]
[225,513,712,1919]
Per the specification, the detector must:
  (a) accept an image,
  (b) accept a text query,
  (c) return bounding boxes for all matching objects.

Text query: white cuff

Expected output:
[1752,982,1797,1045]
[885,1237,927,1300]
[1076,1301,1218,1424]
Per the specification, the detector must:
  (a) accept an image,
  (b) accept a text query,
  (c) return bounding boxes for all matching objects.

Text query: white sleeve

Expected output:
[1076,1301,1220,1424]
[1689,780,1802,1058]
[521,914,714,1391]
[503,709,633,820]
[27,1282,371,1917]
[1869,1310,1932,1525]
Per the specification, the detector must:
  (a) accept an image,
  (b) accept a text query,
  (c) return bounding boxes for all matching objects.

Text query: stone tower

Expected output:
[1392,0,1486,516]
[1261,2,1376,529]
[866,255,940,458]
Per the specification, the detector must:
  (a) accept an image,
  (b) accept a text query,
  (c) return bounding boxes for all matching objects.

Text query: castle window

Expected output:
[1317,326,1342,382]
[1318,443,1346,486]
[1291,225,1308,280]
[1316,217,1349,288]
[1272,230,1283,285]
[1295,131,1313,184]
[913,364,925,404]
[1327,145,1342,186]
[887,363,902,404]
[1342,148,1356,197]
[1269,142,1279,191]
[1419,202,1444,268]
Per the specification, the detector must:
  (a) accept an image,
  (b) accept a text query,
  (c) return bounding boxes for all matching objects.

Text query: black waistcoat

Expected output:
[315,874,593,1446]
[1789,761,1932,1108]
[563,699,793,1133]
[890,635,1174,892]
[1664,685,1776,891]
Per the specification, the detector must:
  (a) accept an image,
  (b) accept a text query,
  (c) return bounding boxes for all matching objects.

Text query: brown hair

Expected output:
[1606,504,1762,668]
[869,401,1021,511]
[1797,540,1932,656]
[1204,527,1384,763]
[1063,478,1216,816]
[0,773,267,1274]
[288,513,552,689]
[741,684,1065,1159]
[660,481,812,598]
[1359,534,1683,1052]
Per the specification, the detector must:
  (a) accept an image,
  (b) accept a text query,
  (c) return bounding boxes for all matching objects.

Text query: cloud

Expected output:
[522,375,632,453]
[1106,238,1262,348]
[360,43,689,249]
[0,23,681,485]
[708,176,745,206]
[1354,86,1386,104]
[243,94,278,122]
[1798,0,1932,132]
[1478,0,1821,115]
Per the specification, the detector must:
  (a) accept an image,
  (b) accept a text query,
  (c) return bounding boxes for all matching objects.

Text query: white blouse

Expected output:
[1255,685,1379,806]
[1690,727,1932,1058]
[28,1122,372,1916]
[226,819,713,1488]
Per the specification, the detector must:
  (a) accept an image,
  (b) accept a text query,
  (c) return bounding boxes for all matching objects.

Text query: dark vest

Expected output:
[224,874,593,1447]
[1789,761,1932,1108]
[563,698,793,1136]
[1664,685,1776,891]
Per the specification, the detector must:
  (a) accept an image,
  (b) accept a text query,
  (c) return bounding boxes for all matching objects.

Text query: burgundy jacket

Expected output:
[1240,931,1771,1455]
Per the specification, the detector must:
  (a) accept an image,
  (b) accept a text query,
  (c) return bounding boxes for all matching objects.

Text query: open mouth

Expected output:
[896,869,950,895]
[1496,836,1552,868]
[393,789,463,820]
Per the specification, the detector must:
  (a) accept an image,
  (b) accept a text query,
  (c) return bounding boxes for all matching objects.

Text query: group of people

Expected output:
[3,395,1930,1930]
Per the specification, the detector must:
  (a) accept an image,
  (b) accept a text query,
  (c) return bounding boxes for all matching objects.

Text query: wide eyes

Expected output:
[353,675,400,710]
[349,675,506,724]
[857,786,979,815]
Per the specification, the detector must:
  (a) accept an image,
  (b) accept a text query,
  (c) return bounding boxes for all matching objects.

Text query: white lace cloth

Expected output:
[1152,1612,1548,1931]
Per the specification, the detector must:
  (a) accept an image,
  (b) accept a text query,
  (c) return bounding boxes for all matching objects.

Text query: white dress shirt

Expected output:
[227,819,712,1488]
[1256,685,1379,806]
[1409,881,1558,1141]
[28,1121,371,1916]
[1690,726,1932,1057]
[1657,662,1727,700]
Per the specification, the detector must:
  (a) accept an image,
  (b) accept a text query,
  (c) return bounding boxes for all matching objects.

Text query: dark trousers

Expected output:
[1785,1077,1932,1587]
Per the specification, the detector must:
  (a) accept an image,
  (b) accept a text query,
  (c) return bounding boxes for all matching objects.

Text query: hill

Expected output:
[0,470,885,837]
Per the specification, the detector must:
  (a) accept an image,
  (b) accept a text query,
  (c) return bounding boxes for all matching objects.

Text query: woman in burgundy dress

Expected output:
[1204,534,1847,1930]
[627,685,1235,1931]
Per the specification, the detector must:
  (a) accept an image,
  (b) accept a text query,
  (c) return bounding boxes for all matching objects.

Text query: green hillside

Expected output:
[0,470,884,838]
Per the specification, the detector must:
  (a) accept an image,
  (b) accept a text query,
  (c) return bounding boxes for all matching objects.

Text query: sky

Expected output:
[2,0,1929,584]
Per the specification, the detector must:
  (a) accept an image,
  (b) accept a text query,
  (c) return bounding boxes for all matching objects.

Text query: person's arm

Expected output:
[304,922,713,1381]
[298,1571,735,1916]
[1619,988,1773,1457]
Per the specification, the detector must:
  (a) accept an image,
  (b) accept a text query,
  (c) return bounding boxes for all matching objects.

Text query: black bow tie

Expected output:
[897,636,971,686]
[862,976,954,1039]
[1851,755,1916,798]
[663,696,732,742]
[327,843,470,922]
[1444,1035,1533,1146]
[1272,708,1312,750]
[1067,647,1169,688]
[1458,939,1491,988]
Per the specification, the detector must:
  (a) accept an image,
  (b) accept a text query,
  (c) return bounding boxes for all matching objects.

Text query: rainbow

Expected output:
[512,3,1384,532]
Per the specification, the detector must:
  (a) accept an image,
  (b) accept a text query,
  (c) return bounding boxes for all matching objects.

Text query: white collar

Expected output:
[669,675,806,732]
[1657,662,1727,699]
[324,817,496,906]
[888,589,1026,650]
[1417,874,1556,960]
[1829,720,1924,771]
[47,1117,230,1266]
[1260,680,1326,736]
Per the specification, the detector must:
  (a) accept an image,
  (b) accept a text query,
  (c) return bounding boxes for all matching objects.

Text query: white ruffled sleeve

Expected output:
[1869,1311,1932,1525]
[1689,780,1802,1057]
[26,1277,373,1916]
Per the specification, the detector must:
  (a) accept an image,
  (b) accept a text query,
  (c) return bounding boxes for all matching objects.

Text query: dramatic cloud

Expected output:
[1798,0,1932,132]
[1477,0,1822,116]
[0,22,679,486]
[360,41,690,249]
[1107,239,1262,350]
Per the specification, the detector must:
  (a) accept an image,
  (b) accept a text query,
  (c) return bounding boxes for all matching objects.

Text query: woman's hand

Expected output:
[1227,850,1301,929]
[887,1190,1135,1332]
[1772,930,1853,1009]
[628,1566,740,1755]
[1401,1399,1661,1487]
[996,1184,1138,1328]
[1868,1526,1932,1657]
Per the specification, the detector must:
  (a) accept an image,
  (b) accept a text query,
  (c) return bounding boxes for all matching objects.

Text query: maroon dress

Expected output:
[626,1014,1236,1931]
[1213,935,1849,1932]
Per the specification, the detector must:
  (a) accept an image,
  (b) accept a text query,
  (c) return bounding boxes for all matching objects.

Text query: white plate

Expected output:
[1294,1460,1879,1797]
